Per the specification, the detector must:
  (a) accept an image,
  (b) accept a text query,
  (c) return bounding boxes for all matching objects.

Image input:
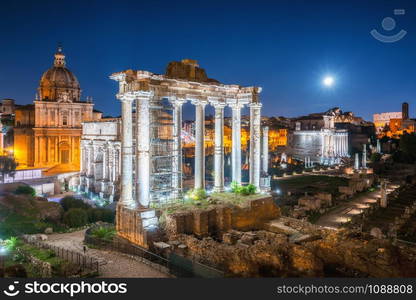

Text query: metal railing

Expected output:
[85,231,224,278]
[21,236,102,275]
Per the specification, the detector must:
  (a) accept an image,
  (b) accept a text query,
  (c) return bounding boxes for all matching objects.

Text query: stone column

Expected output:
[345,134,349,156]
[230,103,244,184]
[213,102,226,192]
[102,145,108,180]
[335,135,339,156]
[80,145,85,174]
[354,153,360,170]
[338,134,341,156]
[118,94,135,207]
[249,103,262,188]
[170,98,186,198]
[362,144,367,169]
[113,146,119,182]
[0,123,3,153]
[135,92,153,208]
[86,144,92,176]
[107,144,114,182]
[261,126,269,174]
[193,100,207,189]
[92,144,98,178]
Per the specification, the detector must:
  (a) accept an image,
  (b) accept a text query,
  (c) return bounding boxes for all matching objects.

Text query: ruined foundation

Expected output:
[116,203,158,248]
[164,196,280,238]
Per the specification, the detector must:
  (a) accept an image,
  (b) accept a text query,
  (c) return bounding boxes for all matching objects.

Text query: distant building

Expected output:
[287,108,375,164]
[14,47,102,170]
[0,98,16,153]
[374,102,416,138]
[290,111,349,165]
[373,111,402,134]
[0,99,16,115]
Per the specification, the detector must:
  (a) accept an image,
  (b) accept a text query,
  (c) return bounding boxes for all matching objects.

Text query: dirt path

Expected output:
[45,230,168,278]
[315,190,381,229]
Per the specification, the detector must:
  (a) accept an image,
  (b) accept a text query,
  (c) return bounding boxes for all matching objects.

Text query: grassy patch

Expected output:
[210,192,266,205]
[12,242,72,277]
[158,192,269,215]
[273,175,348,195]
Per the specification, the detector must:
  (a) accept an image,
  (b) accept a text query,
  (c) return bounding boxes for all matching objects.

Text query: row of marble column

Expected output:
[118,92,263,209]
[333,132,348,157]
[322,132,348,158]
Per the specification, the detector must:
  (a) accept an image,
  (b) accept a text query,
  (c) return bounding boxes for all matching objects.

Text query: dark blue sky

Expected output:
[1,0,416,121]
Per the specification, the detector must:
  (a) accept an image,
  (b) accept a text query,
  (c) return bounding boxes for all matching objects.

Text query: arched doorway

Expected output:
[59,142,70,164]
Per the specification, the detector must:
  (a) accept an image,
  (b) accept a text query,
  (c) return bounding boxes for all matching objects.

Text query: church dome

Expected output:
[38,47,81,102]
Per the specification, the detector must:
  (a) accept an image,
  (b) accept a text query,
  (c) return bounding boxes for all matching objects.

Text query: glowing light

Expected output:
[323,76,334,87]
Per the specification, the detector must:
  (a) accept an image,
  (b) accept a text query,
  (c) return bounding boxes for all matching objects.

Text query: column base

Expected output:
[260,176,271,193]
[116,203,159,249]
[213,186,224,193]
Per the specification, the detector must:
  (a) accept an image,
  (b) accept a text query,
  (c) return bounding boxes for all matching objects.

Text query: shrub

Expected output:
[63,208,88,228]
[14,185,36,197]
[5,237,18,251]
[90,226,116,241]
[230,181,257,195]
[186,188,207,201]
[245,184,257,195]
[231,181,243,193]
[60,196,91,211]
[87,208,115,223]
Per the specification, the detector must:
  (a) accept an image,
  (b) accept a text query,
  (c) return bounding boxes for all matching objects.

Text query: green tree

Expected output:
[399,133,416,162]
[0,155,17,183]
[87,208,115,223]
[60,196,91,211]
[14,185,36,197]
[63,208,88,228]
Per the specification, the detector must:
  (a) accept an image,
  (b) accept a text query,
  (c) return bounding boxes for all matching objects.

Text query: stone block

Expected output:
[193,210,209,237]
[153,241,171,250]
[240,232,257,245]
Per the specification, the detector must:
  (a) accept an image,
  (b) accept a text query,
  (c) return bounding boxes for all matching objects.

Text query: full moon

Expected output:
[323,76,334,87]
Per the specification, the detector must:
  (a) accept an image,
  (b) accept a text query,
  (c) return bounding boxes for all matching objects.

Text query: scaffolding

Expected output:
[148,98,178,206]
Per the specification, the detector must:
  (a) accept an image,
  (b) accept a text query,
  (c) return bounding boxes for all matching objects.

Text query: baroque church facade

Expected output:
[14,47,102,171]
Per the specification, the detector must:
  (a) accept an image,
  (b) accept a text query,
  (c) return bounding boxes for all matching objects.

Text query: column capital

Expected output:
[212,101,227,109]
[133,90,154,101]
[169,96,187,107]
[191,99,208,107]
[116,93,135,103]
[249,102,263,109]
[228,101,245,110]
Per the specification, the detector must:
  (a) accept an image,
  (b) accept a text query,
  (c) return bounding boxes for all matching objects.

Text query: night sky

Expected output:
[1,0,416,121]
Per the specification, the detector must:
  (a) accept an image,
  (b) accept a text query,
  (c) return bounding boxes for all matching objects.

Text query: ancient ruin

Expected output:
[110,59,269,247]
